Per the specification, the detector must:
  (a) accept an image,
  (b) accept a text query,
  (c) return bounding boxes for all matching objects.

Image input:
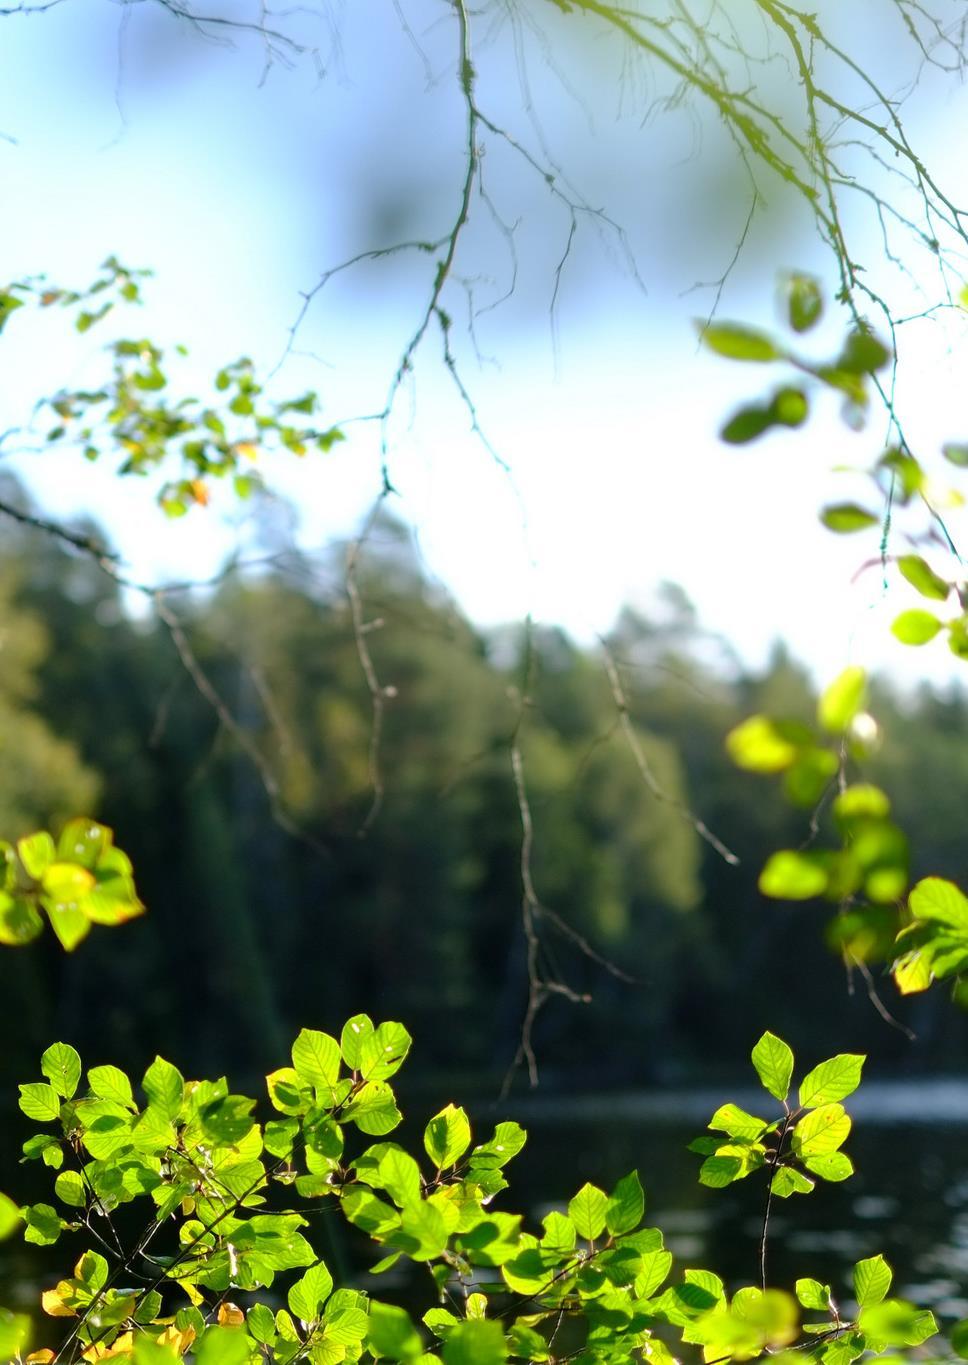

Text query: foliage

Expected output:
[0,1028,951,1365]
[0,821,142,952]
[690,1032,862,1194]
[706,286,968,1008]
[1,262,343,517]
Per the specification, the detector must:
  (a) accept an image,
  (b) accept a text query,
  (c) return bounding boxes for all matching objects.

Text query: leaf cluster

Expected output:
[3,1026,941,1365]
[1,265,344,516]
[726,671,907,943]
[0,820,142,951]
[690,1033,862,1198]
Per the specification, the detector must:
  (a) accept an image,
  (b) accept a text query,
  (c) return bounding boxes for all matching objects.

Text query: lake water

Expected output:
[508,1080,968,1326]
[4,1079,968,1345]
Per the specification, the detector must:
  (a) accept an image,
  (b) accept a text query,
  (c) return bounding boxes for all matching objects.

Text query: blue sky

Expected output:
[2,0,968,685]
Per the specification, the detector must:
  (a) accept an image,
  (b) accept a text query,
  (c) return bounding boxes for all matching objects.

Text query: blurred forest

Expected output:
[3,474,967,1103]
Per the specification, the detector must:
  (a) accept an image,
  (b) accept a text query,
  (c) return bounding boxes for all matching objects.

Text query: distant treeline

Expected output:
[2,485,968,1100]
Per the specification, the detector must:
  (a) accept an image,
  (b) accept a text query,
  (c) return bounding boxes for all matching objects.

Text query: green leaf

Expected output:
[442,1321,507,1365]
[73,1251,106,1293]
[54,1170,87,1208]
[792,1104,851,1157]
[909,878,968,931]
[57,820,109,869]
[758,850,827,899]
[340,1014,374,1069]
[818,667,866,733]
[17,831,55,879]
[393,1200,449,1260]
[142,1056,184,1120]
[726,716,804,773]
[699,322,782,362]
[891,609,942,645]
[796,1279,831,1312]
[346,1081,402,1135]
[635,1247,673,1299]
[88,1065,135,1109]
[44,900,91,952]
[950,1319,968,1358]
[859,1301,936,1348]
[853,1254,892,1307]
[18,1083,62,1123]
[42,1042,82,1099]
[771,385,809,427]
[199,1094,256,1146]
[798,1054,865,1107]
[751,1032,794,1102]
[194,1327,253,1365]
[833,785,890,827]
[247,1304,277,1346]
[292,1029,342,1089]
[720,404,775,444]
[803,1151,854,1181]
[708,1104,768,1140]
[23,1202,63,1245]
[699,1145,763,1186]
[838,328,890,374]
[288,1262,334,1321]
[22,1134,63,1167]
[341,1187,401,1238]
[0,1308,31,1361]
[424,1104,471,1169]
[324,1308,370,1345]
[133,1337,178,1365]
[605,1171,644,1235]
[0,291,26,334]
[0,892,43,945]
[897,555,950,601]
[770,1167,814,1197]
[880,447,925,498]
[568,1182,608,1241]
[375,1146,422,1209]
[359,1022,412,1080]
[719,388,808,444]
[368,1302,422,1360]
[783,274,823,333]
[820,504,880,534]
[0,1193,22,1239]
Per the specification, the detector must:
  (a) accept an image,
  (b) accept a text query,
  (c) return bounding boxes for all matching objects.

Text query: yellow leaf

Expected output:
[158,1324,197,1354]
[894,950,932,994]
[84,1331,134,1361]
[28,1352,56,1364]
[217,1304,245,1327]
[235,441,259,461]
[177,1280,204,1307]
[42,1286,77,1318]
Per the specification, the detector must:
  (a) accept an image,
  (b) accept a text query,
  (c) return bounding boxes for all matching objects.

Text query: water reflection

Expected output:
[508,1084,968,1328]
[4,1084,968,1341]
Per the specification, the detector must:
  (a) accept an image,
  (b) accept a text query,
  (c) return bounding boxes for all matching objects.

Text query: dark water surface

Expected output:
[3,1081,968,1343]
[506,1081,968,1326]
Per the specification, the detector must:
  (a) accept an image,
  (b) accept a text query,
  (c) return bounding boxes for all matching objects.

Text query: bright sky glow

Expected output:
[2,1,968,688]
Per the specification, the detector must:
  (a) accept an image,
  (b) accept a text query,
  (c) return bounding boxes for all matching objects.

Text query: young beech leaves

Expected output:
[853,1254,892,1308]
[11,1025,941,1365]
[0,821,143,951]
[751,1032,794,1102]
[893,876,968,995]
[693,1035,863,1194]
[798,1055,864,1107]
